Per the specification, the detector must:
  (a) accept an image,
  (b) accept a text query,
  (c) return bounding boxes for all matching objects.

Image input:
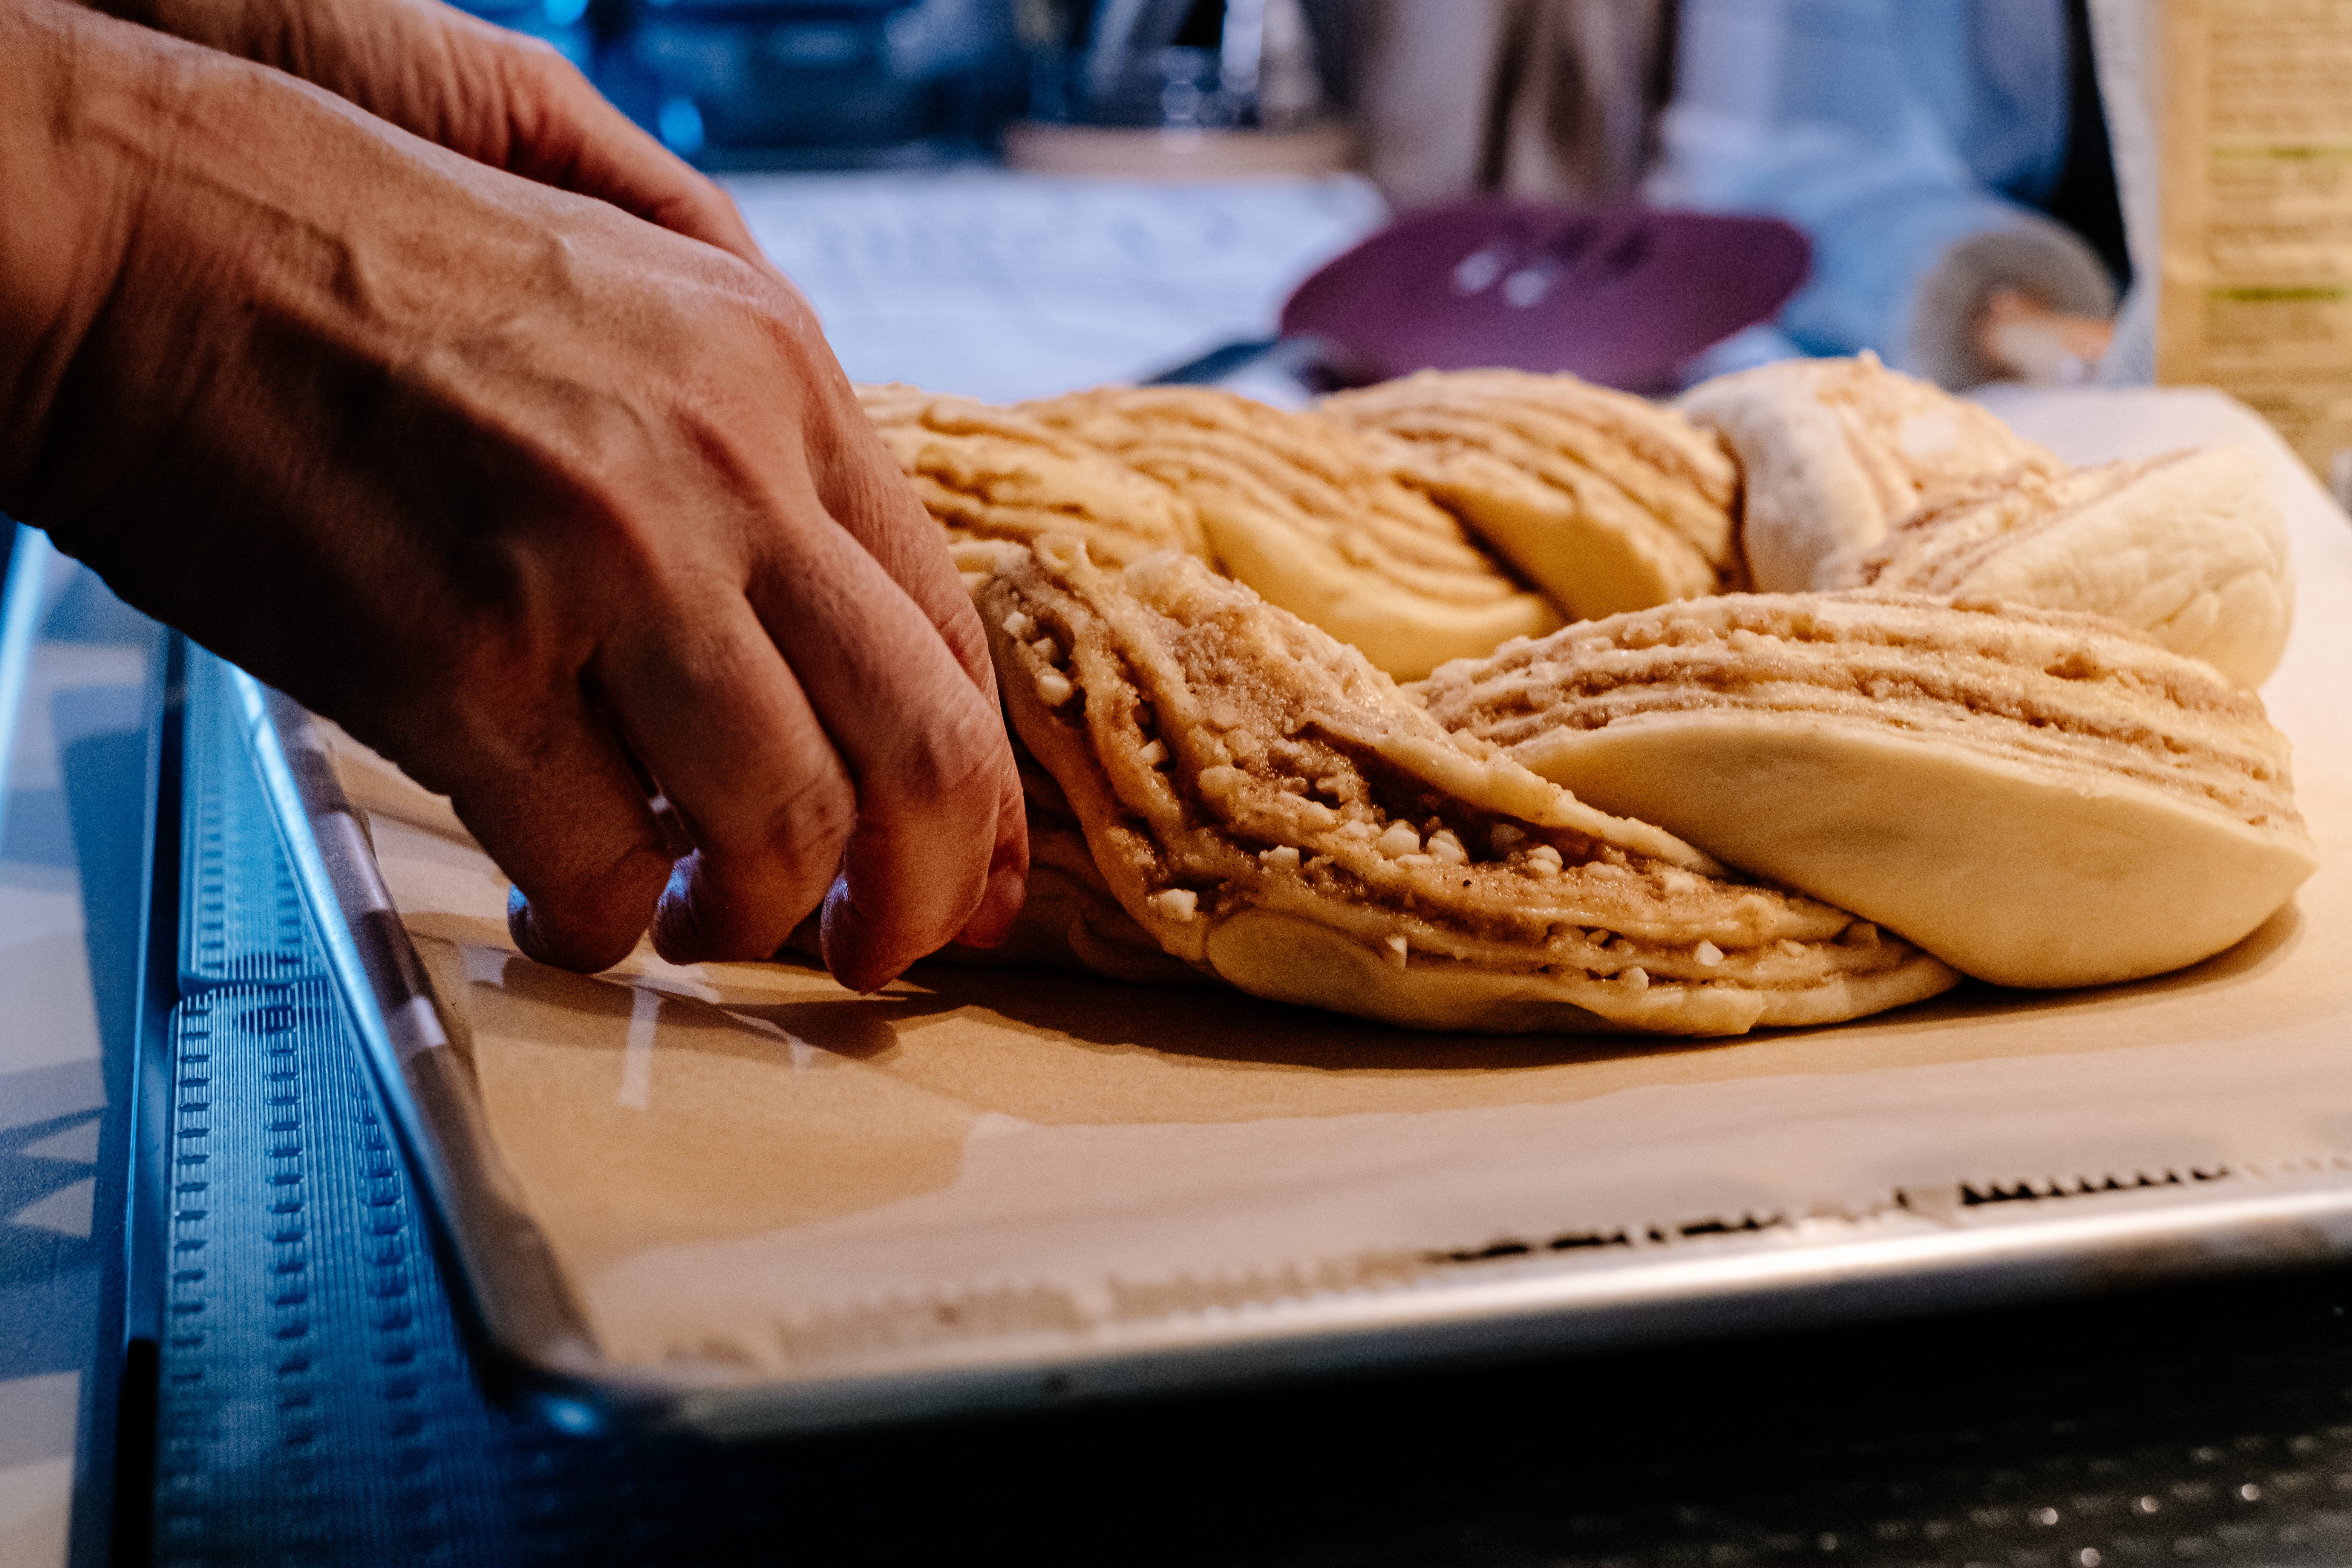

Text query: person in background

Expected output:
[1352,0,1668,212]
[1351,0,2130,390]
[0,0,1028,985]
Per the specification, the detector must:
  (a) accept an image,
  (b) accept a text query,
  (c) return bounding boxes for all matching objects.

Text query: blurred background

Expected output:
[19,12,2352,1568]
[452,0,2166,430]
[457,0,1390,402]
[456,0,1350,171]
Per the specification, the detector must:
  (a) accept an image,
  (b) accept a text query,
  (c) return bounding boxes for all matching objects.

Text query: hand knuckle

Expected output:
[885,700,1011,813]
[758,767,856,870]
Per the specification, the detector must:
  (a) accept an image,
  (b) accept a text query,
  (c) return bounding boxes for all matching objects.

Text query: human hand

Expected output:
[83,0,772,272]
[2,0,1026,985]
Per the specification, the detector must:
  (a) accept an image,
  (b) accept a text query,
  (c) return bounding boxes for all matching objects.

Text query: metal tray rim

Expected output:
[224,660,2352,1439]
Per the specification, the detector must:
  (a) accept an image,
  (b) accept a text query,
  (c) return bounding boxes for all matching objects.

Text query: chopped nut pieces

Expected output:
[867,359,2312,1023]
[1415,590,2317,988]
[978,537,1958,1036]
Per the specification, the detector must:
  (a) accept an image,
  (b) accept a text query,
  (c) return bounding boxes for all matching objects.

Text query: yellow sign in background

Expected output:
[2159,0,2352,474]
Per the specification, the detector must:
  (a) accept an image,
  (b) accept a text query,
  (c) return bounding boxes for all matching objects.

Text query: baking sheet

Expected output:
[311,386,2352,1429]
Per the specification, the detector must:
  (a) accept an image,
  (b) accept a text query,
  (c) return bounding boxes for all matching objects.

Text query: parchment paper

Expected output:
[328,387,2352,1378]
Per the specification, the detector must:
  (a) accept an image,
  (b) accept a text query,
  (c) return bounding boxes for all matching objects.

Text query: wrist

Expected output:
[0,0,157,519]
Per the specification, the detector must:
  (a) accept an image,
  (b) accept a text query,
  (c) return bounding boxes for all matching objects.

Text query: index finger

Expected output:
[747,517,1027,990]
[798,374,1002,696]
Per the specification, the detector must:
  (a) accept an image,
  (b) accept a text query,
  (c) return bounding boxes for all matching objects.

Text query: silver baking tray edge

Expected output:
[225,663,2352,1439]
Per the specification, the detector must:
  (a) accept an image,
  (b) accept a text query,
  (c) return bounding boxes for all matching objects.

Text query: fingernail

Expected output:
[819,875,901,994]
[648,858,703,965]
[508,884,555,964]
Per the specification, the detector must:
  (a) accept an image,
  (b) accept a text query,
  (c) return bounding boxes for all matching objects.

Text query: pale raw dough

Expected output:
[857,382,1208,566]
[1678,352,2062,593]
[1325,368,1738,620]
[978,538,1958,1035]
[1416,592,2317,989]
[1828,446,2294,688]
[1019,386,1560,680]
